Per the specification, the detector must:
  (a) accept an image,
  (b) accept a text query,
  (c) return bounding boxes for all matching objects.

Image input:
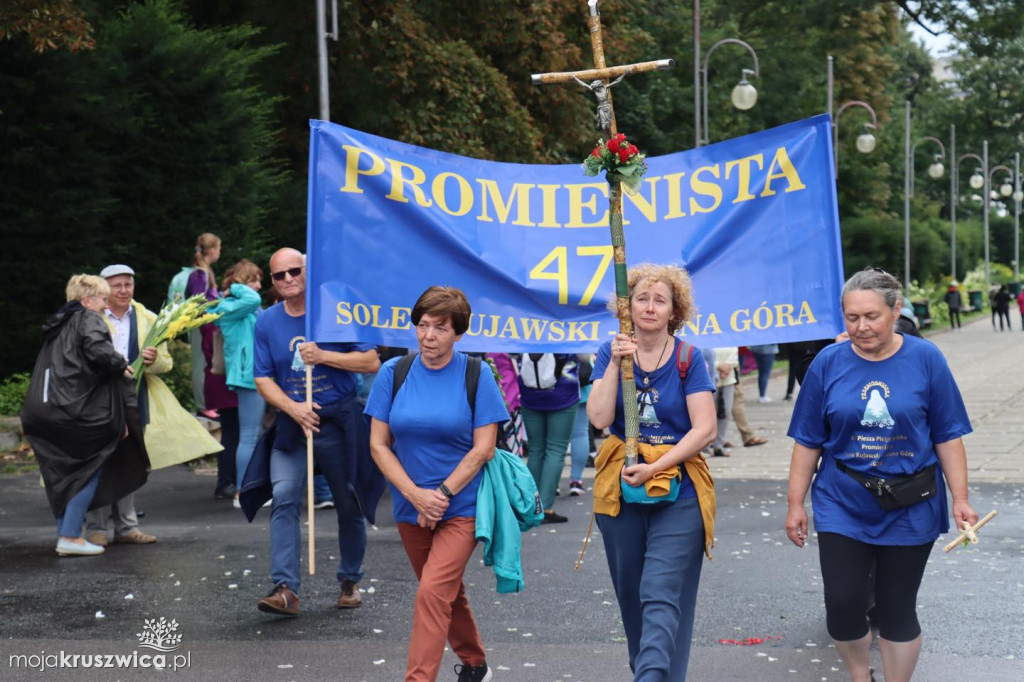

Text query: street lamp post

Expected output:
[1011,151,1019,280]
[693,1,760,147]
[953,144,988,293]
[986,155,1014,296]
[316,0,339,120]
[827,56,877,173]
[903,101,945,290]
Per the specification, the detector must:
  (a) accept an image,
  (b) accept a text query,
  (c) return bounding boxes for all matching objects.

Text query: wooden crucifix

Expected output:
[532,0,674,467]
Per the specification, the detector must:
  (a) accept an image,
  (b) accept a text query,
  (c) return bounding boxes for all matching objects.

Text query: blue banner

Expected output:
[306,115,843,351]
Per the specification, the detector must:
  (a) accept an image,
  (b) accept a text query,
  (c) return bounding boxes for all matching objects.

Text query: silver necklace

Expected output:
[635,336,671,386]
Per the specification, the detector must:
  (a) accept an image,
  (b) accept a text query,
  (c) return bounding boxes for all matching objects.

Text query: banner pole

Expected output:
[305,364,316,575]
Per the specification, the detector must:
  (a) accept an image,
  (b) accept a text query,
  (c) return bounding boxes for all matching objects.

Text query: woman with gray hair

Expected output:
[21,275,148,556]
[785,268,977,682]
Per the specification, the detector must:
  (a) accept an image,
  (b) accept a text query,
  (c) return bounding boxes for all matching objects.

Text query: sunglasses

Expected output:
[271,267,303,282]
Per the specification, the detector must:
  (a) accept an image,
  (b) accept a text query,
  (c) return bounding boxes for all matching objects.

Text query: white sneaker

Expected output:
[758,396,773,403]
[56,538,105,556]
[233,496,241,509]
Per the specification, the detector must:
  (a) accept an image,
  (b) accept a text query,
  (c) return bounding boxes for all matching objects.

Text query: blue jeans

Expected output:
[269,426,367,593]
[522,404,576,510]
[57,470,101,538]
[596,496,706,681]
[569,402,590,481]
[753,351,775,398]
[234,388,266,489]
[313,474,332,503]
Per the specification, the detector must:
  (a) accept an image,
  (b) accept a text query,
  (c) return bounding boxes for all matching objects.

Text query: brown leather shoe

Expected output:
[337,578,362,609]
[113,529,157,544]
[257,583,300,616]
[86,532,108,547]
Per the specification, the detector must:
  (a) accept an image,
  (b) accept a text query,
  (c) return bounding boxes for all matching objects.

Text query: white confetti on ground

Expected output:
[373,659,386,665]
[366,586,376,594]
[523,663,536,667]
[373,629,383,634]
[224,571,232,576]
[247,554,255,559]
[124,594,134,600]
[522,633,532,637]
[277,664,293,669]
[228,584,238,590]
[217,555,225,560]
[95,611,105,619]
[243,570,252,576]
[174,581,181,586]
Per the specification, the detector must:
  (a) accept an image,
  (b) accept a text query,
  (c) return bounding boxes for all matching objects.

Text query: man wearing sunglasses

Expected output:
[250,247,384,616]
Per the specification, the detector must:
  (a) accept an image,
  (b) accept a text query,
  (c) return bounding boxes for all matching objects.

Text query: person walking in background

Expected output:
[588,263,716,681]
[485,352,525,457]
[710,347,738,457]
[568,354,594,496]
[994,284,1012,332]
[186,232,239,499]
[84,264,170,547]
[1017,287,1024,331]
[786,268,977,682]
[21,275,149,556]
[944,282,963,330]
[748,344,778,402]
[365,285,508,682]
[518,353,580,524]
[210,259,266,509]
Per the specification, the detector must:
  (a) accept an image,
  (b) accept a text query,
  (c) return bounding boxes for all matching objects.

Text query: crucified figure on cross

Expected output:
[531,0,674,467]
[571,74,626,131]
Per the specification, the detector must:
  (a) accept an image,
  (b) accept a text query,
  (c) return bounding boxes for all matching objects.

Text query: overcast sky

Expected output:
[907,16,957,57]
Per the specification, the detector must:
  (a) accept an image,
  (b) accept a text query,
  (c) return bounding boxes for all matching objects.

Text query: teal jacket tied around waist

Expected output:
[475,448,544,594]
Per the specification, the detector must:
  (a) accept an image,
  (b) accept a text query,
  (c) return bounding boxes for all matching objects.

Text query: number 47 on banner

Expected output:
[530,245,613,306]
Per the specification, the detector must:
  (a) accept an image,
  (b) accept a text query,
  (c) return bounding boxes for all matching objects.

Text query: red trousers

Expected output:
[398,517,486,682]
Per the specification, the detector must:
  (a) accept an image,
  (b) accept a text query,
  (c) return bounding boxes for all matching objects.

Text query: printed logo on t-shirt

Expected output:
[860,381,894,428]
[289,335,306,372]
[637,388,662,426]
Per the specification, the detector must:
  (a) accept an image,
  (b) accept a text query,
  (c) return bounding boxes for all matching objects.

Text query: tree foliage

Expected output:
[0,0,285,378]
[0,0,94,53]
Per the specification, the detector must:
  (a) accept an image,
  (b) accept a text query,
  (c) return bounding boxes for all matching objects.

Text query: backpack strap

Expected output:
[391,353,416,403]
[391,352,479,420]
[465,356,480,420]
[675,339,695,383]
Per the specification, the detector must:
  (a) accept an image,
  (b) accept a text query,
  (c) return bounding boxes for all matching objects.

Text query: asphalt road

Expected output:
[1,464,1021,681]
[2,316,1024,681]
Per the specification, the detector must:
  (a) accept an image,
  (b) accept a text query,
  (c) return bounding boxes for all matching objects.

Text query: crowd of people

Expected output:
[20,244,982,682]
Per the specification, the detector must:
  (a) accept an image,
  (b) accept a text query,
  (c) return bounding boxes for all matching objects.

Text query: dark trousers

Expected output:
[949,309,961,329]
[817,532,932,642]
[597,496,705,681]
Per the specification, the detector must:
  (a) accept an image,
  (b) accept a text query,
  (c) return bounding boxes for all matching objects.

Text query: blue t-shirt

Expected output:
[592,338,715,498]
[787,335,972,544]
[252,302,372,404]
[364,353,510,523]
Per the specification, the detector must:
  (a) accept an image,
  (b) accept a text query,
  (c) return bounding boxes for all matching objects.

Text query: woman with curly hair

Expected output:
[587,263,717,680]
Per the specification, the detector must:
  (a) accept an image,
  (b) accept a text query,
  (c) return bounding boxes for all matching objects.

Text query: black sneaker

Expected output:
[454,661,492,682]
[542,511,568,524]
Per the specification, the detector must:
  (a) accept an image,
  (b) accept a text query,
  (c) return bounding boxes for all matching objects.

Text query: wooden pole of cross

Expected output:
[531,0,674,467]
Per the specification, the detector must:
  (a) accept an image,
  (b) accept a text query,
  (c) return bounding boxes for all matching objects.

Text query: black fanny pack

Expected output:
[835,459,938,511]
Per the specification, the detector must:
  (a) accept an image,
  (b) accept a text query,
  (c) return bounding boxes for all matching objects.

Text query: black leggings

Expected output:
[818,532,932,643]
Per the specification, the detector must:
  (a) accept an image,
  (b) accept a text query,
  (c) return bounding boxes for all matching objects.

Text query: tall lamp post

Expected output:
[1014,153,1023,281]
[827,56,877,173]
[954,146,985,289]
[693,1,760,147]
[986,154,1014,297]
[903,101,945,290]
[316,0,339,120]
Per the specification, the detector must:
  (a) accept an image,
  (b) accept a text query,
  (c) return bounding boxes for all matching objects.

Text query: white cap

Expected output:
[99,264,135,279]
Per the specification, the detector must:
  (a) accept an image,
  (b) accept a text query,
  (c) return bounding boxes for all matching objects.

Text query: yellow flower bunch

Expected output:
[129,295,220,389]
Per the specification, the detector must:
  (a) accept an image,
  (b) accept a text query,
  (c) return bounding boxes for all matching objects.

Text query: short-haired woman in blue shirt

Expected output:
[786,268,978,682]
[364,286,509,682]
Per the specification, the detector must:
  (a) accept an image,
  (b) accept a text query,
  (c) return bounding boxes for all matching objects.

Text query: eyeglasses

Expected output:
[271,267,303,282]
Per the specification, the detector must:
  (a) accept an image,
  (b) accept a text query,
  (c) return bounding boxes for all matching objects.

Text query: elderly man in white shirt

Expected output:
[84,264,164,546]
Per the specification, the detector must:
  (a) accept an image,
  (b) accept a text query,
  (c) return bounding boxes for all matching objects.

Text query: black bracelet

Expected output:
[437,482,454,499]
